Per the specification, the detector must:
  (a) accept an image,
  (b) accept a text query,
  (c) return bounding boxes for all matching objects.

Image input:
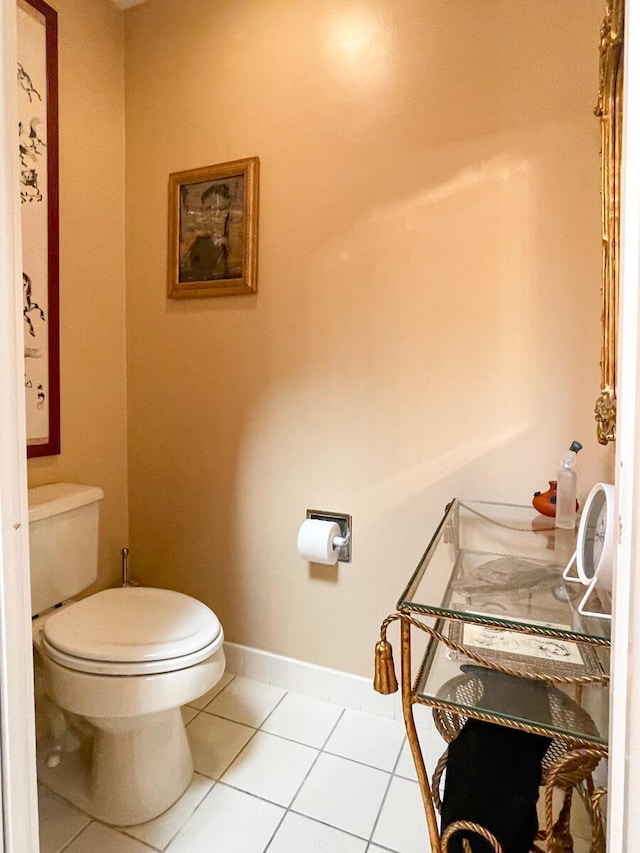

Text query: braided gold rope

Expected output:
[380,612,609,685]
[589,786,608,853]
[431,748,449,813]
[431,706,602,783]
[432,706,461,744]
[544,746,606,791]
[542,747,606,853]
[392,607,611,648]
[441,819,504,853]
[426,698,602,749]
[547,788,573,853]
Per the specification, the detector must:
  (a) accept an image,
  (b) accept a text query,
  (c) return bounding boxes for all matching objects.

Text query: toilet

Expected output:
[29,483,225,826]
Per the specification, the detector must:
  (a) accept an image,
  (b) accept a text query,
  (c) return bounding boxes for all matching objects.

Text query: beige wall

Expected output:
[124,0,613,675]
[27,0,128,593]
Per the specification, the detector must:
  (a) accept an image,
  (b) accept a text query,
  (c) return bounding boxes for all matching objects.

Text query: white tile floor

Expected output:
[38,675,594,853]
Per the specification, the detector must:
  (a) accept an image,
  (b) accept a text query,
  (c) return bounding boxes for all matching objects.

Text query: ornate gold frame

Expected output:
[167,157,259,299]
[595,0,624,445]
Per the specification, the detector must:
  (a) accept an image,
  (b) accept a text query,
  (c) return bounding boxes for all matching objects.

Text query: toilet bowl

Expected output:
[35,587,224,825]
[29,484,226,826]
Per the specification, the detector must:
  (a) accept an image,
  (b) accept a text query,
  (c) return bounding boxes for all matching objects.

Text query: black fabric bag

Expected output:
[440,719,551,852]
[440,667,552,853]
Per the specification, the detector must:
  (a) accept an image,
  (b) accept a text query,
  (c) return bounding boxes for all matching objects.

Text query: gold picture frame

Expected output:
[167,156,259,299]
[448,620,603,680]
[594,0,623,445]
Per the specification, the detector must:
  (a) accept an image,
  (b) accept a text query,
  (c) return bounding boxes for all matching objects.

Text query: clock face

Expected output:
[576,483,614,590]
[583,491,607,579]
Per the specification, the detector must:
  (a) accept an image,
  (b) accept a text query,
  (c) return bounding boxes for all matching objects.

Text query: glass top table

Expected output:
[397,499,610,746]
[399,499,611,644]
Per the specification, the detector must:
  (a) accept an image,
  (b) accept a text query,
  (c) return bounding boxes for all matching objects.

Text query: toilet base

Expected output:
[37,708,193,825]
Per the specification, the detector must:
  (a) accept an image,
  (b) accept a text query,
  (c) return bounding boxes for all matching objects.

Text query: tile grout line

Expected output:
[256,700,407,850]
[204,683,293,777]
[208,689,406,850]
[179,682,296,848]
[196,681,415,768]
[98,676,245,852]
[211,777,375,850]
[144,778,220,853]
[257,686,291,727]
[198,708,408,777]
[262,702,348,851]
[56,819,157,853]
[199,708,400,767]
[365,733,407,852]
[287,807,375,847]
[56,818,95,853]
[117,772,216,851]
[186,672,237,713]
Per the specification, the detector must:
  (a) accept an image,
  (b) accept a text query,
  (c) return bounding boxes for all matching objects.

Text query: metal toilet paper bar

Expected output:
[306,509,352,563]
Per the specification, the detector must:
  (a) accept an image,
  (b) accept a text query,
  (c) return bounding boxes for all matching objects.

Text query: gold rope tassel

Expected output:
[374,617,399,694]
[374,640,398,694]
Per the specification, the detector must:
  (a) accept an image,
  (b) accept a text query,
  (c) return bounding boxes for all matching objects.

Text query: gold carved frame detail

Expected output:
[595,0,624,445]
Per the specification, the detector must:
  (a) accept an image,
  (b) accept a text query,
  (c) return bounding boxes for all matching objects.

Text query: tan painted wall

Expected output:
[27,0,128,593]
[124,0,613,675]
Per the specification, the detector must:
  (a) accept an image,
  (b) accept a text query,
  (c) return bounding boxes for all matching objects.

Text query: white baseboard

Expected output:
[223,641,433,730]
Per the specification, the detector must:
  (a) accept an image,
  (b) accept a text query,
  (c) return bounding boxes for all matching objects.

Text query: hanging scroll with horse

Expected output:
[18,0,59,457]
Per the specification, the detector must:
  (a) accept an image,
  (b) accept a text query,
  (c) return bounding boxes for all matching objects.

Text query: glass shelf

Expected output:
[414,627,609,746]
[398,499,611,643]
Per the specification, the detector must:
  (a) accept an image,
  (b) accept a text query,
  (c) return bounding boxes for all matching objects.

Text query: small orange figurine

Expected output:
[532,481,558,517]
[532,480,579,517]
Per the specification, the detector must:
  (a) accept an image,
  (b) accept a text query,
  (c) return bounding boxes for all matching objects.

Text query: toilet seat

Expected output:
[41,587,224,676]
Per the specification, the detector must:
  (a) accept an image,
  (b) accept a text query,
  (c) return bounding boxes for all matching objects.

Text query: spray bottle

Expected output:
[555,440,582,529]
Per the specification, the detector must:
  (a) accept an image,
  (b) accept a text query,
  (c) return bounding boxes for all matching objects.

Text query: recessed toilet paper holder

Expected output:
[306,509,352,563]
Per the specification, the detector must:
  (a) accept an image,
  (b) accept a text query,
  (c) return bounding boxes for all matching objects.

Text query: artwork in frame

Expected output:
[167,157,259,298]
[17,0,60,457]
[448,618,603,680]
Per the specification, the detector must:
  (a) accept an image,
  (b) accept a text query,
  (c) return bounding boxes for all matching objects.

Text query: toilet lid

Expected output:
[42,587,222,664]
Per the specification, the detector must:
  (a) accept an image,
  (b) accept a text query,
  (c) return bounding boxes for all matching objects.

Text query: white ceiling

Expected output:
[111,0,148,9]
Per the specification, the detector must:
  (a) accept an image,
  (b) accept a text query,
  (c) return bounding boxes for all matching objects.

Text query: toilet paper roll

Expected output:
[297,519,342,565]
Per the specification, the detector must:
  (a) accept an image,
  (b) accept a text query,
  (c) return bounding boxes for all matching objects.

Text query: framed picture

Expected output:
[448,619,603,679]
[167,157,259,298]
[18,0,60,457]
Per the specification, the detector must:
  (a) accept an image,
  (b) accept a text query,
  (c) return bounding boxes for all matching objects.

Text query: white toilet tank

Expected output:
[28,483,104,616]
